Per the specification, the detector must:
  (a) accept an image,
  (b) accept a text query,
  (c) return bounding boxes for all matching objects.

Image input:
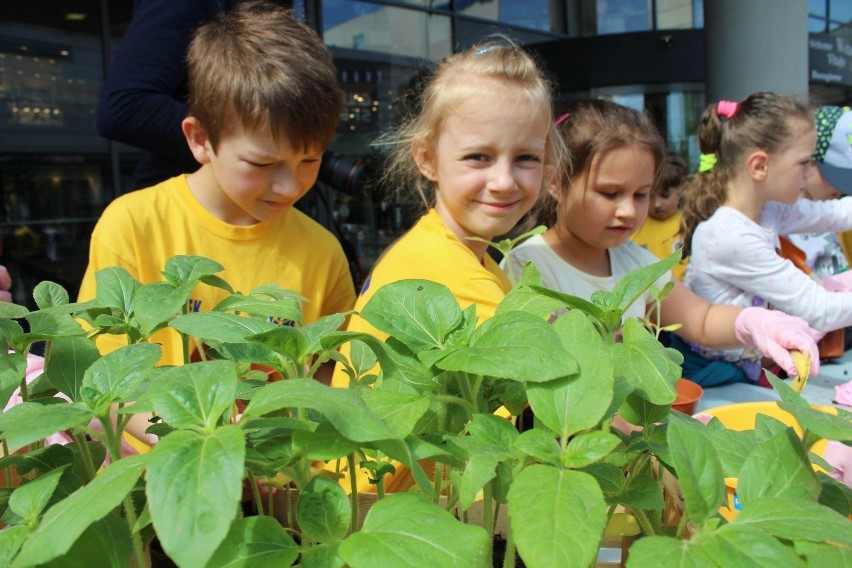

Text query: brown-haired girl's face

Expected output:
[763,125,817,205]
[558,144,655,255]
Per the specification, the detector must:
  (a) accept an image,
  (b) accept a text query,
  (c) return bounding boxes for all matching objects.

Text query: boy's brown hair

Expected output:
[186,0,343,153]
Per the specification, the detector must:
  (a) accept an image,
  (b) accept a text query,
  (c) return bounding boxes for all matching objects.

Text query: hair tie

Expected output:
[717,100,738,120]
[554,112,570,126]
[474,45,501,56]
[698,153,717,173]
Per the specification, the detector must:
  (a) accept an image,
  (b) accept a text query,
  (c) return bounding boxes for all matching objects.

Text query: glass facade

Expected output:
[1,1,850,305]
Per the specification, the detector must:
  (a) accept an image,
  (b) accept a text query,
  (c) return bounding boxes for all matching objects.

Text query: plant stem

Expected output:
[432,461,444,505]
[632,507,656,537]
[122,493,146,568]
[674,507,689,539]
[2,440,13,487]
[430,395,477,416]
[74,432,98,480]
[483,483,494,560]
[502,525,516,568]
[347,454,359,535]
[247,471,264,516]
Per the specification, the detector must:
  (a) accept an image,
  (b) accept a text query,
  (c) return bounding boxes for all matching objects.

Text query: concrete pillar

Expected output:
[704,0,809,102]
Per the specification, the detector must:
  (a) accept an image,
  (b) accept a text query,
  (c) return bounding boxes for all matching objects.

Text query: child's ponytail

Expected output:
[680,103,730,257]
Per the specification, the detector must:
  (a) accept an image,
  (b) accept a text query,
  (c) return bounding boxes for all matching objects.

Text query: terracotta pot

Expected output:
[672,378,703,415]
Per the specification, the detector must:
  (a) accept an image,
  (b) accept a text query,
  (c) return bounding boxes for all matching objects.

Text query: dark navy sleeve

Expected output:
[96,0,236,185]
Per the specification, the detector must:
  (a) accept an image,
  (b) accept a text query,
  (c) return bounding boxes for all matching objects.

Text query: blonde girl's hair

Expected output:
[680,92,812,257]
[379,37,566,212]
[187,0,343,153]
[534,99,666,228]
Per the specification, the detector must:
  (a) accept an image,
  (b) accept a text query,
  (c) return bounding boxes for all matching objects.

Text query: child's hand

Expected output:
[734,307,821,378]
[822,271,852,293]
[0,265,11,303]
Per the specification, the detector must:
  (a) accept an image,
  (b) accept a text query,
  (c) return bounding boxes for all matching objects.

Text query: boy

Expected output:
[630,151,690,280]
[793,105,852,276]
[78,1,356,369]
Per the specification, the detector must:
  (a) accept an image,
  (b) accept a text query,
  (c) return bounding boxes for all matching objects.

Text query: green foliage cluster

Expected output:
[0,253,848,567]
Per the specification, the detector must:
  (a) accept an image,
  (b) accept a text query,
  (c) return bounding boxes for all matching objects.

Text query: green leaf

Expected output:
[145,360,238,431]
[170,312,277,343]
[0,401,94,452]
[213,293,301,322]
[437,311,577,382]
[24,310,85,342]
[41,512,132,568]
[562,431,620,469]
[0,525,28,567]
[11,454,147,567]
[667,414,725,525]
[0,302,29,319]
[207,515,299,568]
[735,497,852,545]
[612,249,681,313]
[80,343,161,413]
[625,536,716,567]
[347,339,378,378]
[528,310,613,438]
[292,426,359,461]
[738,428,820,505]
[33,282,69,310]
[359,280,463,352]
[508,465,607,568]
[0,352,26,409]
[513,430,561,466]
[697,525,805,568]
[249,326,307,365]
[618,464,666,510]
[361,390,430,438]
[243,379,398,443]
[146,426,246,568]
[44,336,101,402]
[768,374,852,444]
[795,540,852,566]
[161,255,224,287]
[131,281,190,336]
[301,313,348,354]
[339,493,489,568]
[618,319,680,404]
[300,543,344,568]
[297,476,351,543]
[95,266,140,314]
[8,466,68,523]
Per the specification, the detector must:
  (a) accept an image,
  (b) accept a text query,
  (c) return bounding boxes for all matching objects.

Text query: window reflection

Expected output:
[322,1,451,59]
[596,0,651,35]
[458,0,561,32]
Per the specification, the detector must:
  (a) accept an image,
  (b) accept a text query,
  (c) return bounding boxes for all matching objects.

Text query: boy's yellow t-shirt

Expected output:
[77,174,356,366]
[630,212,688,281]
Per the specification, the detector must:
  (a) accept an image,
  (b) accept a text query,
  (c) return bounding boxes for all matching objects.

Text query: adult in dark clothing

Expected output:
[97,0,243,189]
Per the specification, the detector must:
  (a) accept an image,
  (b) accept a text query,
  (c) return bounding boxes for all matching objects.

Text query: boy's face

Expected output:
[805,166,841,201]
[649,185,681,221]
[192,120,324,225]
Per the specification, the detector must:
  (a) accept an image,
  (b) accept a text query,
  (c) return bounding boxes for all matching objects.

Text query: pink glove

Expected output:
[734,307,821,377]
[0,265,10,303]
[822,271,852,292]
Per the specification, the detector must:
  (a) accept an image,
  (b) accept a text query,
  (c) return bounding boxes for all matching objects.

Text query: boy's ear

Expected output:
[746,150,769,181]
[182,116,213,165]
[412,140,437,181]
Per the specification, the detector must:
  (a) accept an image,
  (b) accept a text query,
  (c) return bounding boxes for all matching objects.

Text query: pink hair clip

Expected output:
[554,112,570,126]
[717,100,738,120]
